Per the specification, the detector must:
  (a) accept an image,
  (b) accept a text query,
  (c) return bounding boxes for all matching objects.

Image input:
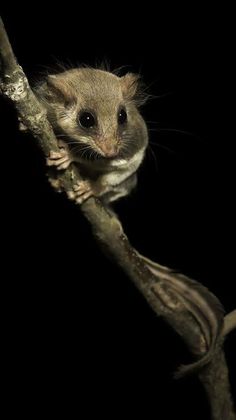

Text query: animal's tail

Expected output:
[136,252,225,378]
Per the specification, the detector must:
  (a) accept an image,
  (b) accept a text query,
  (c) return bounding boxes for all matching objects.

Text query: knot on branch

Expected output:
[0,66,28,101]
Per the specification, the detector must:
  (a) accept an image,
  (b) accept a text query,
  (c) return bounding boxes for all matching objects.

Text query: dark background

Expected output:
[1,6,235,418]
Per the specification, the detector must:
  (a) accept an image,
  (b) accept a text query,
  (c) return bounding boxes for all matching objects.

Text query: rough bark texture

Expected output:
[199,351,236,420]
[1,16,235,419]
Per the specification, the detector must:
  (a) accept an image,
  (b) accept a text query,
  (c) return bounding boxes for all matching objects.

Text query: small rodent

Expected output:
[35,67,148,204]
[35,67,225,377]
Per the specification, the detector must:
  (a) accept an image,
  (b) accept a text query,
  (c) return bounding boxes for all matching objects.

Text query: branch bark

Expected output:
[199,350,236,420]
[1,16,235,419]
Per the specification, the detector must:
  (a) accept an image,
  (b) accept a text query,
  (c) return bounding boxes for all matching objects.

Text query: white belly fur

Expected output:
[102,147,146,186]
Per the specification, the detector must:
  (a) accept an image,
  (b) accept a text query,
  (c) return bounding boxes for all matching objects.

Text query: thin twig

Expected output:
[224,310,236,337]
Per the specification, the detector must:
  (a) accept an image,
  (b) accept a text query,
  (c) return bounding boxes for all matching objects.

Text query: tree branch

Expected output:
[1,16,235,419]
[224,310,236,337]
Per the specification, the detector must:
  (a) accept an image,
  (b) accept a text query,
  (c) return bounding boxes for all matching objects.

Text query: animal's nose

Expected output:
[100,140,119,158]
[105,147,118,157]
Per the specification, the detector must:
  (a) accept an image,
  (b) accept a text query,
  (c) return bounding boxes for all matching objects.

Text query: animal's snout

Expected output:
[99,138,119,158]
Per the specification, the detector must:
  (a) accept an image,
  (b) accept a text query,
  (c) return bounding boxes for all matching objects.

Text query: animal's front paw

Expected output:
[46,147,72,170]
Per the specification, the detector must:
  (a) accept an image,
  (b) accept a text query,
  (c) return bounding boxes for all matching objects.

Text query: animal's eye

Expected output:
[118,108,127,125]
[78,111,96,129]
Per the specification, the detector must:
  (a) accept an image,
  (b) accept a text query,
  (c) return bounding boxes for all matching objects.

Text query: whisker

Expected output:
[146,145,159,172]
[159,128,194,136]
[147,126,203,141]
[149,141,175,154]
[70,144,91,154]
[89,150,93,160]
[146,120,161,125]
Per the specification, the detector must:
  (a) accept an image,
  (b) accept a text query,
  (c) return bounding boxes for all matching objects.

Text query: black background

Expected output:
[1,6,235,419]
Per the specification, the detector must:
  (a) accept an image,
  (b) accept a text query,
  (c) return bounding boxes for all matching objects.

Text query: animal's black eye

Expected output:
[118,108,127,125]
[78,111,96,129]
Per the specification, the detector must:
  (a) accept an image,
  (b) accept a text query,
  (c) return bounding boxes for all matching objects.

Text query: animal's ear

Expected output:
[45,74,76,107]
[120,73,148,106]
[120,73,140,100]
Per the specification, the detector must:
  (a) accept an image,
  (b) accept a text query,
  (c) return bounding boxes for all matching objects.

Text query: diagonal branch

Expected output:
[0,16,235,419]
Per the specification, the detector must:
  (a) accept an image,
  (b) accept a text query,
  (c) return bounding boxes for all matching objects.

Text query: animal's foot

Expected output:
[46,147,72,170]
[73,180,95,204]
